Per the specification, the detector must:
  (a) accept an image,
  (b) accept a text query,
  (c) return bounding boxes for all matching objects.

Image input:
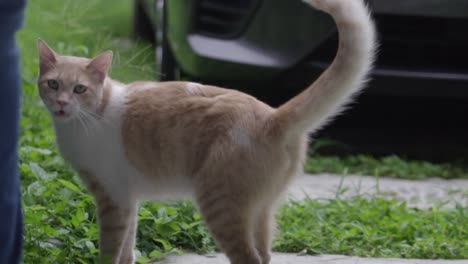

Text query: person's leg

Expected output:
[0,0,26,263]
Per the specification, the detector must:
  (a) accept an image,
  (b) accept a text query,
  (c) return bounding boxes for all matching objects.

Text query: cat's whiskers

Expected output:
[78,108,117,136]
[75,111,90,136]
[80,110,101,135]
[81,107,116,128]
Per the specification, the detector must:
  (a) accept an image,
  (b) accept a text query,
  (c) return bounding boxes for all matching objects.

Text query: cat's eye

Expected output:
[47,80,59,90]
[74,84,87,94]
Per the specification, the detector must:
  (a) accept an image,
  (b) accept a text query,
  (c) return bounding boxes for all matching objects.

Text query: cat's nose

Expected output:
[56,100,68,107]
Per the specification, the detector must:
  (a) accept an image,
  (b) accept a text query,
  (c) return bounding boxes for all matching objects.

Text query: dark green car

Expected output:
[134,0,468,103]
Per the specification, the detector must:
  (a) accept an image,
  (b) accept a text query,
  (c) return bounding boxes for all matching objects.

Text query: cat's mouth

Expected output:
[54,110,70,119]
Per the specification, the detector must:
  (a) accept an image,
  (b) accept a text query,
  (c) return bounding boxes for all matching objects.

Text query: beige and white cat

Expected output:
[36,0,375,263]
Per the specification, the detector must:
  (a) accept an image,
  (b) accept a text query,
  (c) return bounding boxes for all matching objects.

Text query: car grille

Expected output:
[195,0,260,38]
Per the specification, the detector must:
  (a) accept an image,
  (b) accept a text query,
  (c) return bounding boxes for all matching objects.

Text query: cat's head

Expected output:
[37,39,113,122]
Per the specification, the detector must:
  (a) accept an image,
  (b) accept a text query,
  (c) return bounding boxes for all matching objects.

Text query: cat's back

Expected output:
[123,81,274,134]
[121,81,277,177]
[125,81,271,110]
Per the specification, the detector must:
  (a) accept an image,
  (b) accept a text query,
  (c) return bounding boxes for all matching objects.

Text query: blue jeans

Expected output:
[0,0,26,263]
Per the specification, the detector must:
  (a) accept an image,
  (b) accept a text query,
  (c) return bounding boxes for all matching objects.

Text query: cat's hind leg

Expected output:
[195,180,262,264]
[253,205,275,264]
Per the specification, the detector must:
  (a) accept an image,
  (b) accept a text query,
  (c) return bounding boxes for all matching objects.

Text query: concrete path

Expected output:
[153,174,468,263]
[158,253,468,264]
[287,174,468,208]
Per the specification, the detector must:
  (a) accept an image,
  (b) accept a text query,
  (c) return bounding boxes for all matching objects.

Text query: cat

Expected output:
[36,0,375,263]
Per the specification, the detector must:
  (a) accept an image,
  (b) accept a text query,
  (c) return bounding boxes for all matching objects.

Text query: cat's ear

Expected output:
[37,39,57,75]
[87,51,113,82]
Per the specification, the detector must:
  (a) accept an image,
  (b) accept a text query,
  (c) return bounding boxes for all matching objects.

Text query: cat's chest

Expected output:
[56,124,121,168]
[54,122,140,201]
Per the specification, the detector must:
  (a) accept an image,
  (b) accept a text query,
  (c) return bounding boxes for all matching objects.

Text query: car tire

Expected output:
[157,0,178,81]
[133,0,179,81]
[133,0,155,43]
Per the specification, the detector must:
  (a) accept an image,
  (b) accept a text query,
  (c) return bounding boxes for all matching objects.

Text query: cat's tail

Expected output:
[270,0,376,139]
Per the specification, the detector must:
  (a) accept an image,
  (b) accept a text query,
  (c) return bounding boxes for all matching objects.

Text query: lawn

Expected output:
[306,154,468,180]
[18,0,468,263]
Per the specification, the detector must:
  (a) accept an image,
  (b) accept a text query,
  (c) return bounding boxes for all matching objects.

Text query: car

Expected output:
[134,0,468,101]
[133,0,468,160]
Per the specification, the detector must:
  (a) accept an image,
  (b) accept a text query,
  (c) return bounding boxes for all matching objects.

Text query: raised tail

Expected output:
[271,0,376,138]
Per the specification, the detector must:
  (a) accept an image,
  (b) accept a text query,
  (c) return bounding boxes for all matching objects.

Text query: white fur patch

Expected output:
[186,82,203,96]
[229,126,251,148]
[130,82,161,94]
[138,83,160,91]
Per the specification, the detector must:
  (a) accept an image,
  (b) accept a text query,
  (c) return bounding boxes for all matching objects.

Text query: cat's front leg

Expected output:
[118,206,138,264]
[96,194,135,264]
[79,171,136,264]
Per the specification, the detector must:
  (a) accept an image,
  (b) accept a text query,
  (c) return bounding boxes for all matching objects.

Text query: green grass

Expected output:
[17,0,468,263]
[18,0,156,85]
[276,198,468,259]
[306,154,468,180]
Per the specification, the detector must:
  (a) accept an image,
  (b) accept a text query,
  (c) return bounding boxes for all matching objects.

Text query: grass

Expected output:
[306,154,468,180]
[18,0,156,85]
[276,197,468,259]
[17,0,468,263]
